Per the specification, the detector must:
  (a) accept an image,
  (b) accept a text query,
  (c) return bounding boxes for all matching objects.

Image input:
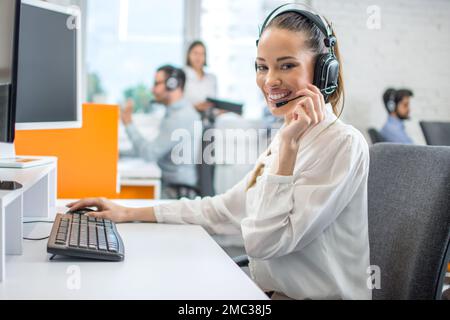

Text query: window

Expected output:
[86,0,184,107]
[86,0,302,116]
[200,0,290,119]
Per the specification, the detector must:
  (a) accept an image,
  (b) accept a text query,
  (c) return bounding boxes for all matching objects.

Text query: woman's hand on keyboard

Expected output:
[66,198,132,223]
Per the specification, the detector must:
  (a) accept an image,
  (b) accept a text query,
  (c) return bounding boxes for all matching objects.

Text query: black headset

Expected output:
[257,3,339,102]
[386,89,397,113]
[165,68,182,91]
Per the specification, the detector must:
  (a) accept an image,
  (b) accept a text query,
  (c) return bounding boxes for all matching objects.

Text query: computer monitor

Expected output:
[0,0,82,167]
[15,0,82,130]
[0,0,18,145]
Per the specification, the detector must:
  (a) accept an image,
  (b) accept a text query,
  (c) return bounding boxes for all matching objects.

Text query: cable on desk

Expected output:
[23,221,54,224]
[23,236,50,241]
[23,220,54,241]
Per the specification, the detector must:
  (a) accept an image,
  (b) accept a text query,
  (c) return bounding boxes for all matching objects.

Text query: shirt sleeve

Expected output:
[154,171,253,235]
[125,112,185,162]
[241,133,370,260]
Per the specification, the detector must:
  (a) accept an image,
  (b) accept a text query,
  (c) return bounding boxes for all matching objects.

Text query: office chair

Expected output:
[169,121,216,199]
[166,183,200,199]
[419,121,450,146]
[197,120,216,197]
[169,165,215,199]
[368,143,450,300]
[233,144,450,300]
[368,128,386,144]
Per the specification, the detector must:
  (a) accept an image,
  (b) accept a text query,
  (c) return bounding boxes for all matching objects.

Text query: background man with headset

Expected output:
[121,65,201,198]
[380,88,415,144]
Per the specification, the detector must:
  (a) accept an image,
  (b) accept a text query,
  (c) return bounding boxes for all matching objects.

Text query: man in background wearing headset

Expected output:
[121,65,201,198]
[380,88,414,144]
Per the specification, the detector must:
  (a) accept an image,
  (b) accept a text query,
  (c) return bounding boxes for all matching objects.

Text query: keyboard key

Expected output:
[97,226,107,251]
[69,226,79,247]
[56,232,66,241]
[88,224,97,246]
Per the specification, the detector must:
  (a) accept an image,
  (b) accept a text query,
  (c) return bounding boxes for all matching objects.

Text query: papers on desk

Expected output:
[0,156,55,169]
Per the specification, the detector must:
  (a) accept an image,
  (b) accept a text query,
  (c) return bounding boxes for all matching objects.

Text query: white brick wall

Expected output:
[311,0,450,144]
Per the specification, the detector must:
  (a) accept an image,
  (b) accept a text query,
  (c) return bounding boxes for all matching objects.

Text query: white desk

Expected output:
[0,200,267,300]
[118,159,162,199]
[0,160,57,282]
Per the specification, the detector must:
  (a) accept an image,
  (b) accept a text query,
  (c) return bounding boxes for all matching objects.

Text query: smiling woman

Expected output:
[69,3,372,300]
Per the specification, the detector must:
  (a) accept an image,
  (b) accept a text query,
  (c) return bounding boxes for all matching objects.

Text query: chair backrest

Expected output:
[368,144,450,300]
[368,128,386,144]
[420,121,450,146]
[197,121,215,197]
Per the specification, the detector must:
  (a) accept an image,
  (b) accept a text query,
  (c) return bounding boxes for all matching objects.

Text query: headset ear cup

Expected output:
[388,90,398,113]
[166,76,179,91]
[387,98,396,113]
[313,54,339,102]
[313,54,328,90]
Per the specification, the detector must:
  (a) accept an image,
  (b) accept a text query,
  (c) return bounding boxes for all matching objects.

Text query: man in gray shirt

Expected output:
[121,65,201,198]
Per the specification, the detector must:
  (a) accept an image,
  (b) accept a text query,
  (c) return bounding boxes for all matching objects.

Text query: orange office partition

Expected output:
[15,104,119,199]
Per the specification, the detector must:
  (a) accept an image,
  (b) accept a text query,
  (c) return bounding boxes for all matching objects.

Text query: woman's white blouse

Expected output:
[184,66,217,106]
[154,104,372,300]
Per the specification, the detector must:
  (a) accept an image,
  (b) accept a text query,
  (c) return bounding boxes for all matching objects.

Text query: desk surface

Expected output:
[0,200,267,300]
[0,160,56,205]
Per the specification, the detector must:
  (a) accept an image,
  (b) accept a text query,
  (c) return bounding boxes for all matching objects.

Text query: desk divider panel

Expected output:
[15,104,120,199]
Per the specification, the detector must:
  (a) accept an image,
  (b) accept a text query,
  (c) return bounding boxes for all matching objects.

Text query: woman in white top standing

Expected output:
[184,40,217,115]
[68,4,371,300]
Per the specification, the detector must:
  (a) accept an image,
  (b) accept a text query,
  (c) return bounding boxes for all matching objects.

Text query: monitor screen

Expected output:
[0,0,15,85]
[0,0,17,143]
[14,0,81,130]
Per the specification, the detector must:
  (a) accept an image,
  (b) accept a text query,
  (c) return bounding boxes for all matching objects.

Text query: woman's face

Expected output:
[256,28,315,117]
[189,45,206,70]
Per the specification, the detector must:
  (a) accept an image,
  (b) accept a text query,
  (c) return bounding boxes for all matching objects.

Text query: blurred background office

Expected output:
[41,0,450,253]
[42,0,450,144]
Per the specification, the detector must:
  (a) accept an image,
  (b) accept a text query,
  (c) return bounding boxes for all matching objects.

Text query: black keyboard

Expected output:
[47,209,125,261]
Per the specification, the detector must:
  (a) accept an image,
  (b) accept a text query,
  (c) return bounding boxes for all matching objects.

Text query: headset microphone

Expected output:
[275,85,337,108]
[275,95,304,108]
